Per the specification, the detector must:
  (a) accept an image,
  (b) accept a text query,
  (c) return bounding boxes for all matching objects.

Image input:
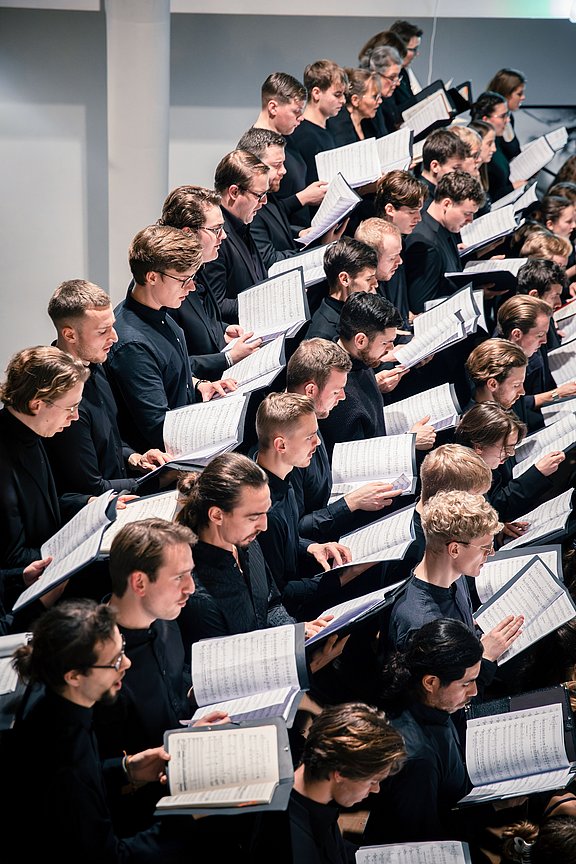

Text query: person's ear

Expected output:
[64,668,86,689]
[273,434,287,453]
[311,86,322,104]
[207,505,224,526]
[28,397,43,416]
[421,674,439,696]
[229,184,241,202]
[384,203,397,220]
[304,381,318,400]
[129,570,148,597]
[60,324,77,345]
[350,94,361,109]
[486,376,498,394]
[445,540,460,559]
[354,331,368,350]
[509,327,523,344]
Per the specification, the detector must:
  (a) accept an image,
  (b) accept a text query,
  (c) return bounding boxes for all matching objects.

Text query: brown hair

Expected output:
[455,402,527,451]
[109,518,196,597]
[286,338,352,392]
[465,339,527,387]
[47,280,111,325]
[159,185,221,231]
[420,444,493,504]
[1,346,89,415]
[497,294,552,338]
[304,59,347,95]
[129,224,203,286]
[375,170,427,214]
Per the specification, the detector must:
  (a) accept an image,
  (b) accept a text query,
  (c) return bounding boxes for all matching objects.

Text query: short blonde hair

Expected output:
[255,392,316,451]
[420,445,492,504]
[520,230,572,261]
[355,217,401,251]
[421,490,502,554]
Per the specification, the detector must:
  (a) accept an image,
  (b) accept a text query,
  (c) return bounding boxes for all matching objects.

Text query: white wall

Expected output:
[1,7,576,372]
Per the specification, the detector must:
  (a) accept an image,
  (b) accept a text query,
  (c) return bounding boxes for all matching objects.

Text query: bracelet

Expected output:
[550,389,560,402]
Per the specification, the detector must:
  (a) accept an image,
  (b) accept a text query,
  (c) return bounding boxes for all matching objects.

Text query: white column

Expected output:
[105,0,170,301]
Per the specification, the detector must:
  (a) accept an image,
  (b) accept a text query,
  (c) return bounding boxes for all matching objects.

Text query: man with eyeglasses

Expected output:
[389,19,424,110]
[8,597,213,862]
[106,224,237,453]
[388,489,523,675]
[201,149,270,324]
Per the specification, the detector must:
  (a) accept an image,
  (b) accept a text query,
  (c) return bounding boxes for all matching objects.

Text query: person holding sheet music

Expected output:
[286,59,346,187]
[92,519,199,834]
[326,68,383,146]
[517,258,566,350]
[470,92,527,203]
[454,402,558,526]
[45,279,172,497]
[417,128,467,207]
[287,338,403,542]
[285,702,406,864]
[363,619,484,847]
[238,127,346,270]
[106,225,237,453]
[161,184,263,374]
[7,599,203,863]
[404,170,485,314]
[486,68,526,163]
[388,490,524,666]
[0,346,90,575]
[175,454,346,674]
[254,392,355,620]
[200,149,270,322]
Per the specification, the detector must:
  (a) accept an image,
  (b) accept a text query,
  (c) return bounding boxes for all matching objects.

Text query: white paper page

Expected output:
[491,184,527,210]
[315,138,381,187]
[0,632,31,657]
[99,490,180,555]
[356,841,470,864]
[337,506,415,564]
[460,767,574,804]
[226,336,284,388]
[238,268,306,334]
[542,396,576,426]
[319,586,392,621]
[512,181,539,214]
[512,420,576,478]
[41,489,114,560]
[546,126,568,151]
[413,285,478,336]
[509,135,554,185]
[402,91,451,137]
[0,657,19,696]
[514,411,576,461]
[554,299,576,325]
[191,687,300,724]
[471,290,489,334]
[383,383,460,435]
[459,204,517,252]
[503,488,573,549]
[465,703,568,786]
[297,173,360,247]
[394,315,465,368]
[163,395,247,459]
[166,725,279,796]
[476,550,560,604]
[474,558,568,662]
[446,258,527,279]
[331,434,414,488]
[268,243,333,286]
[548,343,576,386]
[375,128,412,171]
[192,624,299,706]
[411,139,425,164]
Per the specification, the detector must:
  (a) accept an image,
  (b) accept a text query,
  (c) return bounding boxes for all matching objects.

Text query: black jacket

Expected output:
[404,210,463,313]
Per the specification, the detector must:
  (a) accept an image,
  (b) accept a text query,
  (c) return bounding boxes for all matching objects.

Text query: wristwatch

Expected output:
[550,389,560,402]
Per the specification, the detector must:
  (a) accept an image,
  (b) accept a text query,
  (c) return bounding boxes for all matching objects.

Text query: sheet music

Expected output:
[99,490,180,555]
[402,90,451,137]
[512,413,576,477]
[460,204,517,252]
[165,725,279,797]
[476,549,560,604]
[509,135,554,185]
[315,138,382,187]
[512,181,539,214]
[383,383,460,435]
[546,126,568,151]
[306,581,406,647]
[411,139,425,163]
[268,243,333,286]
[0,657,19,696]
[356,841,471,864]
[163,395,248,459]
[460,767,574,804]
[192,624,299,706]
[474,557,573,663]
[548,342,576,386]
[447,258,527,279]
[491,184,527,210]
[413,285,478,336]
[41,489,114,560]
[376,128,413,171]
[465,703,568,786]
[471,290,489,333]
[226,335,285,390]
[503,488,573,549]
[191,687,301,724]
[394,314,466,368]
[238,268,307,334]
[542,396,576,425]
[336,506,415,565]
[331,434,414,488]
[297,173,361,247]
[553,298,576,324]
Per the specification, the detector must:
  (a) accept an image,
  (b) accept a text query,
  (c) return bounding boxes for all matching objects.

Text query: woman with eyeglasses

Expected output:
[0,346,89,577]
[327,67,382,146]
[471,91,527,202]
[486,68,526,163]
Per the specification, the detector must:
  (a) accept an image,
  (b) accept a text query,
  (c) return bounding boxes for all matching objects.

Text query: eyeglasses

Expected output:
[363,92,383,102]
[243,188,268,203]
[452,540,495,556]
[406,46,419,55]
[156,271,195,290]
[43,399,81,415]
[492,110,511,120]
[499,445,517,458]
[90,638,127,672]
[200,224,225,238]
[381,73,401,84]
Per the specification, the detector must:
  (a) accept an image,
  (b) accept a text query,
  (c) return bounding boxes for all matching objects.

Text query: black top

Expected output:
[177,539,293,651]
[487,144,514,203]
[404,209,463,313]
[488,458,554,523]
[45,363,139,497]
[318,356,386,460]
[389,573,475,650]
[168,272,230,379]
[326,108,374,148]
[382,262,411,331]
[288,788,355,864]
[291,435,353,543]
[106,289,196,452]
[250,192,302,269]
[288,119,337,185]
[306,297,343,342]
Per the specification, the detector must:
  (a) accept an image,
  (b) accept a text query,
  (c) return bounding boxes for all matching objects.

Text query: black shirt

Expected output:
[288,119,337,185]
